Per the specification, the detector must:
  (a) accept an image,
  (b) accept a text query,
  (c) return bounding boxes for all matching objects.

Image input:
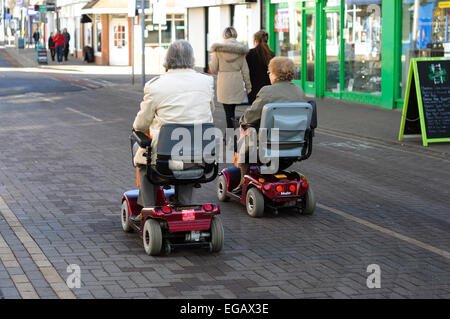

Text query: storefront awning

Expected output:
[80,14,92,23]
[81,0,129,15]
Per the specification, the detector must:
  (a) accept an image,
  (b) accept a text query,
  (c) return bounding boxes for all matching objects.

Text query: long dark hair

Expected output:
[254,30,274,66]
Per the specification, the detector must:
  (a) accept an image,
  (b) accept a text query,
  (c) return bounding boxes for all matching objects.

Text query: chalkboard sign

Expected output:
[36,46,48,65]
[399,57,450,146]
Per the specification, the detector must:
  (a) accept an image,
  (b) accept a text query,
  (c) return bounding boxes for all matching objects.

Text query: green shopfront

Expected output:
[265,0,450,109]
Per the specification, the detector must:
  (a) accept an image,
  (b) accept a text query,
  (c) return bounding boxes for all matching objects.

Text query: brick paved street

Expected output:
[0,47,450,299]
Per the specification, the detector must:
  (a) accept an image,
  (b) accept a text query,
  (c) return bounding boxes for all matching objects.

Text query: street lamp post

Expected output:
[141,0,145,86]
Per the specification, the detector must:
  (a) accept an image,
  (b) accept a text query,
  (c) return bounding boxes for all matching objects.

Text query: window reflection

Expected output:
[274,2,302,80]
[344,1,382,95]
[401,0,450,98]
[144,14,185,46]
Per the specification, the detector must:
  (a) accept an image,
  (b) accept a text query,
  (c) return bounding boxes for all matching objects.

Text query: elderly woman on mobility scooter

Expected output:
[232,57,308,193]
[123,40,224,255]
[133,40,215,207]
[217,57,317,217]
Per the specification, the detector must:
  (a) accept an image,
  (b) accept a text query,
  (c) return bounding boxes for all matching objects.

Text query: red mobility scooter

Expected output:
[217,102,317,217]
[122,123,224,256]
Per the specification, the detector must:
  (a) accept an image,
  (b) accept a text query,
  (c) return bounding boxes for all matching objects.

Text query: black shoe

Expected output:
[130,214,140,222]
[232,184,243,194]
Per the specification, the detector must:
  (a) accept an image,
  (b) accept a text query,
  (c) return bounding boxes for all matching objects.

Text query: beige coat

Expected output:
[133,69,215,165]
[241,80,307,128]
[209,38,252,105]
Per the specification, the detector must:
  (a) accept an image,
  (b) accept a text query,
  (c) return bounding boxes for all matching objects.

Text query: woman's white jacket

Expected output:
[133,68,215,165]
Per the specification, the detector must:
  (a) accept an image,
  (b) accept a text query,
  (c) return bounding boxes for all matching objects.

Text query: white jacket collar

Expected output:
[167,68,195,73]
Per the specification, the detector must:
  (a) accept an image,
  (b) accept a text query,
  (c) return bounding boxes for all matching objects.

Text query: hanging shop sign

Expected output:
[398,57,450,146]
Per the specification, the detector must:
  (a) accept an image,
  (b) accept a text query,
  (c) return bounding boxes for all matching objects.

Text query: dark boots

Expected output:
[232,163,249,194]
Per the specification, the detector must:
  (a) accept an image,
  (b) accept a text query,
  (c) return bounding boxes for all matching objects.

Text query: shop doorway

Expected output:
[304,9,316,95]
[109,18,129,66]
[323,6,341,97]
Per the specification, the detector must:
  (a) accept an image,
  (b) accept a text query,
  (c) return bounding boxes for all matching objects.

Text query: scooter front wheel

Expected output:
[121,201,133,233]
[217,175,229,202]
[143,219,163,256]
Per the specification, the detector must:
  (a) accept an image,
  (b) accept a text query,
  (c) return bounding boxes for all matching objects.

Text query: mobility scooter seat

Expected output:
[132,123,217,184]
[259,102,314,160]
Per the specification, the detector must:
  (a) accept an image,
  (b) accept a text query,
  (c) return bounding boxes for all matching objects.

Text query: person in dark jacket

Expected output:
[32,31,40,48]
[245,30,275,105]
[63,28,71,61]
[48,32,56,61]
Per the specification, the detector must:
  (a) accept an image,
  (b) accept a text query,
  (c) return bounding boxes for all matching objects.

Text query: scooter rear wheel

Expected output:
[217,175,229,202]
[121,201,133,233]
[302,186,316,215]
[210,216,224,252]
[246,187,265,218]
[143,219,163,256]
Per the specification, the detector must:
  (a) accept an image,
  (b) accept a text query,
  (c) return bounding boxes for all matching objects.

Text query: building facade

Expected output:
[80,0,131,65]
[57,0,90,59]
[265,0,450,109]
[185,0,262,71]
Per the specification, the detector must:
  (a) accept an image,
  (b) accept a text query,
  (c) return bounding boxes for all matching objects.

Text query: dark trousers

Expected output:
[137,166,193,208]
[56,45,63,63]
[64,45,69,61]
[50,48,55,61]
[223,104,236,129]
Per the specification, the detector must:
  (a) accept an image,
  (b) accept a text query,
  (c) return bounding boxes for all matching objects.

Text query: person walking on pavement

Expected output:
[209,27,251,143]
[48,32,56,62]
[63,28,71,61]
[53,30,66,64]
[32,30,40,48]
[245,30,275,105]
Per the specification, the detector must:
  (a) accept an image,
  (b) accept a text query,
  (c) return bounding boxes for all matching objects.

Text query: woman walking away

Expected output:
[48,32,56,62]
[209,27,251,141]
[246,30,275,105]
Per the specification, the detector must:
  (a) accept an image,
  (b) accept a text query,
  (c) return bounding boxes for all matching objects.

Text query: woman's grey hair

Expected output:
[163,40,195,70]
[223,26,238,39]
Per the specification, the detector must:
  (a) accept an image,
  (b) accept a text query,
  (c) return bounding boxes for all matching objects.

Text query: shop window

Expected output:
[274,2,302,81]
[343,1,382,95]
[175,20,185,40]
[145,14,185,46]
[96,21,102,52]
[326,11,340,93]
[401,0,450,98]
[86,23,93,47]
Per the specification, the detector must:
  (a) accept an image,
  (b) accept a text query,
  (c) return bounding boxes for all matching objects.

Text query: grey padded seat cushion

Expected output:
[156,123,215,179]
[172,169,205,180]
[259,102,312,158]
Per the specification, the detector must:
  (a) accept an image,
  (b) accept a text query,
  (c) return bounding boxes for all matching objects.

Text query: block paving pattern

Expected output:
[0,67,449,299]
